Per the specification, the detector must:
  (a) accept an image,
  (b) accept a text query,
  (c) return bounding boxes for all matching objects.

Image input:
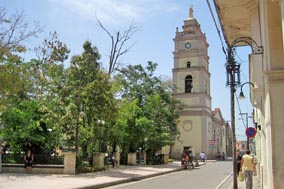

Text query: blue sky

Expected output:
[2,0,253,140]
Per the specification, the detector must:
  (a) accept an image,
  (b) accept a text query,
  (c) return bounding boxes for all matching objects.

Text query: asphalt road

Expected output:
[104,161,233,189]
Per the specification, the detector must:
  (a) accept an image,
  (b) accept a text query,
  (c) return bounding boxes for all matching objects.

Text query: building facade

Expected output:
[214,0,284,188]
[236,140,247,153]
[171,7,229,159]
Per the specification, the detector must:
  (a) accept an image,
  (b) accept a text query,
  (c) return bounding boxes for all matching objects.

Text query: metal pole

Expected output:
[224,37,262,189]
[230,71,238,189]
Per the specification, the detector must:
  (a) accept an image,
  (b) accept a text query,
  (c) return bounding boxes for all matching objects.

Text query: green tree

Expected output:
[0,100,53,153]
[0,8,69,154]
[113,62,180,163]
[31,31,70,98]
[29,32,70,152]
[65,41,116,157]
[0,7,42,112]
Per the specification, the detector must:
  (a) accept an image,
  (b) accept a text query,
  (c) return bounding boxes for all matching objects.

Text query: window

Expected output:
[186,61,191,68]
[185,75,193,93]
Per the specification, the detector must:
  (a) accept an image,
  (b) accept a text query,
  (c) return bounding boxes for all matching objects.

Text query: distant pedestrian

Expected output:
[236,150,242,176]
[199,152,206,162]
[221,152,225,160]
[241,150,256,189]
[181,151,189,169]
[24,149,34,173]
[111,154,116,168]
[181,151,188,166]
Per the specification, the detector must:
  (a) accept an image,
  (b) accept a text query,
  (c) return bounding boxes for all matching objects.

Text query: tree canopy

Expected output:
[0,8,181,165]
[112,62,180,163]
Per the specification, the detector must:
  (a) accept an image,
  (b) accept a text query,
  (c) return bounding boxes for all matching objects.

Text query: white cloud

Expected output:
[49,0,180,26]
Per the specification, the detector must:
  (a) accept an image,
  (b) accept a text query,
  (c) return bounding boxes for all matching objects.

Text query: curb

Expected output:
[75,168,184,189]
[75,162,206,189]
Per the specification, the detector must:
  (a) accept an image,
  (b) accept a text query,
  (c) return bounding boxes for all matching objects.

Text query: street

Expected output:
[105,161,232,189]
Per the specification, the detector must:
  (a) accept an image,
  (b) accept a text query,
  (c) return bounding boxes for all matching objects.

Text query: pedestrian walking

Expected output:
[111,154,117,168]
[240,149,256,189]
[181,150,187,165]
[199,152,206,162]
[221,152,225,160]
[236,150,242,176]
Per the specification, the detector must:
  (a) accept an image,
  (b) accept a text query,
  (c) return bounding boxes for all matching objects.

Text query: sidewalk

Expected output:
[225,174,261,189]
[1,161,198,189]
[237,174,261,189]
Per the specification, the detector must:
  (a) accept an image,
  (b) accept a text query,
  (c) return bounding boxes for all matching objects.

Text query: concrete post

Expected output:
[163,154,169,164]
[127,153,137,165]
[93,152,105,169]
[143,153,147,165]
[63,152,76,175]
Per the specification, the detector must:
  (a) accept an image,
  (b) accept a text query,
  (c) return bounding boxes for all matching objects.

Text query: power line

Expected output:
[234,92,247,130]
[206,0,227,56]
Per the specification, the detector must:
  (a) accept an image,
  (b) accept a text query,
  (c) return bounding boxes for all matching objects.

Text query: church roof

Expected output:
[212,108,225,123]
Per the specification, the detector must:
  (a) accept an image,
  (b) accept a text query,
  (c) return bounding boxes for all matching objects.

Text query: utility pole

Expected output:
[226,47,240,189]
[225,37,263,189]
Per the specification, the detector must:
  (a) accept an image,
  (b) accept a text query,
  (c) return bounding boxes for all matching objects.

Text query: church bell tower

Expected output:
[172,6,212,158]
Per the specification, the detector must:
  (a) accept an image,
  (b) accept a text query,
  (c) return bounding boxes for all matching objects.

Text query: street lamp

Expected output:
[239,82,255,100]
[238,82,254,150]
[138,147,142,165]
[226,47,240,189]
[225,37,263,189]
[97,119,105,152]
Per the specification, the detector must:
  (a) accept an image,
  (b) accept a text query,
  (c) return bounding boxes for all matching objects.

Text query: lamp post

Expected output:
[138,147,142,165]
[225,37,263,189]
[226,47,240,189]
[239,82,255,100]
[97,119,105,152]
[239,82,254,150]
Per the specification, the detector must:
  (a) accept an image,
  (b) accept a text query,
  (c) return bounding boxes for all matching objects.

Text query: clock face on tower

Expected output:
[185,42,191,49]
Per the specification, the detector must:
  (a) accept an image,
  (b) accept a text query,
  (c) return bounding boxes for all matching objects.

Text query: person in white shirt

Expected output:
[199,152,206,162]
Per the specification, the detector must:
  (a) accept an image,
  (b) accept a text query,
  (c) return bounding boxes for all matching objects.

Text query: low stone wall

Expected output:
[2,152,76,175]
[2,164,64,174]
